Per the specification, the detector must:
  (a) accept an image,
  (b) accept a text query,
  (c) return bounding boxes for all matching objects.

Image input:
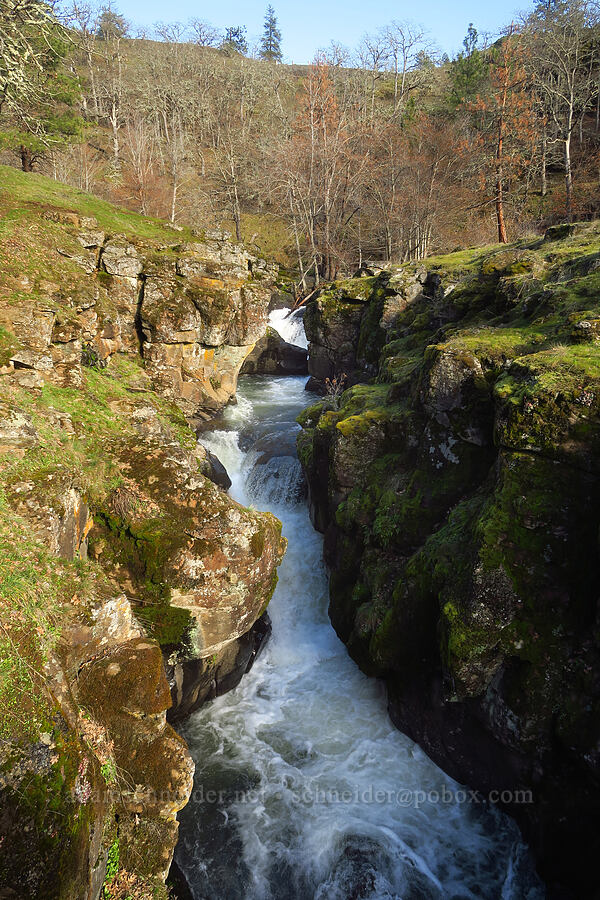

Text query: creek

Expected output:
[174,311,543,900]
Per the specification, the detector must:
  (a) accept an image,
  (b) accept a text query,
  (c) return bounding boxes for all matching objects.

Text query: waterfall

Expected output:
[268,308,308,350]
[176,373,543,900]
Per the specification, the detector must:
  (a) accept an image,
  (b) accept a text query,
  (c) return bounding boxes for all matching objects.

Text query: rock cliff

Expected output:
[0,167,285,897]
[298,228,600,895]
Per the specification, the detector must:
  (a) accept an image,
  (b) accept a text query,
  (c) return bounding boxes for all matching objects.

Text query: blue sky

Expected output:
[113,0,530,63]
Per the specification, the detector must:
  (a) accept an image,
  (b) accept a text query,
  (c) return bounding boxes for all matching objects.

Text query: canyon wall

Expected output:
[0,168,284,898]
[298,226,600,895]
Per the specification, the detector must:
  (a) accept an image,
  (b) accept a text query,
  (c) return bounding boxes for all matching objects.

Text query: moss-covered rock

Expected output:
[297,230,600,894]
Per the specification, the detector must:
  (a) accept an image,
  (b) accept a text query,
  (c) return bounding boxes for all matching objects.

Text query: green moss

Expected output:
[259,567,279,616]
[296,429,315,470]
[296,400,328,429]
[356,284,387,365]
[335,408,388,439]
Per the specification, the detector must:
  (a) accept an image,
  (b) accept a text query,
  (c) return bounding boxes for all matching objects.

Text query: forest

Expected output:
[2,0,600,282]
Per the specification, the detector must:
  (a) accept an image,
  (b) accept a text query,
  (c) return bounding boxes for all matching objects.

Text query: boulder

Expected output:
[240,326,308,376]
[0,404,38,451]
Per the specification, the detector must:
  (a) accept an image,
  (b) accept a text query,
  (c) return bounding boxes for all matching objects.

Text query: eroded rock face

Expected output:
[303,274,396,391]
[0,551,195,900]
[89,426,286,659]
[298,249,600,896]
[166,613,272,721]
[0,221,277,418]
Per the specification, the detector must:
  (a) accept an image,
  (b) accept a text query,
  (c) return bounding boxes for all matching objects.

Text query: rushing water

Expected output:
[175,321,543,899]
[268,307,308,349]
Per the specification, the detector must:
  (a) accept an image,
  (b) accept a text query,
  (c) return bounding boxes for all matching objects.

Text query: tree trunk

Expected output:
[541,131,547,197]
[170,178,177,224]
[290,200,306,291]
[495,87,508,243]
[495,164,507,243]
[233,193,242,242]
[20,145,33,173]
[110,107,120,165]
[564,133,573,222]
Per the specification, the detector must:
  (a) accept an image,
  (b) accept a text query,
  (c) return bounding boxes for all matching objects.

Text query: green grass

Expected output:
[0,492,96,743]
[0,165,195,244]
[222,211,295,267]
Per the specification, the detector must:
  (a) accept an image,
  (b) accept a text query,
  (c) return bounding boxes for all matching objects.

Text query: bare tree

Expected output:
[94,13,128,166]
[382,20,431,113]
[356,33,389,122]
[64,1,101,118]
[154,21,189,44]
[525,0,600,220]
[188,18,221,47]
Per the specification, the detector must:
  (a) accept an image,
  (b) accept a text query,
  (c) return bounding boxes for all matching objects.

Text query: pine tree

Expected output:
[96,4,128,41]
[260,6,282,62]
[0,4,84,171]
[221,25,248,56]
[450,24,488,107]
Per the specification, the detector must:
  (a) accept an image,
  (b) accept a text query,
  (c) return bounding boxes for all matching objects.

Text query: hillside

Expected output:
[298,223,600,893]
[5,3,600,278]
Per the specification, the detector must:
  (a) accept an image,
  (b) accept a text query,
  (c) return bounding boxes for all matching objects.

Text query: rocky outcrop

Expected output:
[303,273,391,392]
[87,407,285,661]
[297,232,600,896]
[0,168,286,897]
[0,502,194,899]
[240,325,308,376]
[0,216,276,420]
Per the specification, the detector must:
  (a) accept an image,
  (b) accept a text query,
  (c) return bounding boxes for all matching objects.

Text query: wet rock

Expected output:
[240,326,308,376]
[166,613,272,720]
[195,442,232,489]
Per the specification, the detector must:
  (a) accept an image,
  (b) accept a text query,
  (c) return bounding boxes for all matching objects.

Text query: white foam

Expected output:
[269,308,308,350]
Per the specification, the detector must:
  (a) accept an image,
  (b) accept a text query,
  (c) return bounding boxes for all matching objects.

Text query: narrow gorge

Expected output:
[0,167,598,900]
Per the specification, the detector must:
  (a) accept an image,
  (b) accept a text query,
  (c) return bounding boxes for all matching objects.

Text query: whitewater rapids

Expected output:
[175,353,543,898]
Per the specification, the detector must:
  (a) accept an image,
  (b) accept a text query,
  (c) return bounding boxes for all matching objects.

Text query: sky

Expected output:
[112,0,529,63]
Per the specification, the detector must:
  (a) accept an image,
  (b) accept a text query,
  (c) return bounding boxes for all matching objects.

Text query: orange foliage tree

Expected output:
[465,28,538,243]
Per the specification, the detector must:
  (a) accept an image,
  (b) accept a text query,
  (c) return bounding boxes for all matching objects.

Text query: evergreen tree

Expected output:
[0,4,84,170]
[260,6,282,62]
[450,24,488,107]
[221,26,248,56]
[96,5,128,40]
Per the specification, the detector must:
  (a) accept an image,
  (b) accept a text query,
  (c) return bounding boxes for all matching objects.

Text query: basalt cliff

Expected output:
[297,225,600,896]
[0,167,285,898]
